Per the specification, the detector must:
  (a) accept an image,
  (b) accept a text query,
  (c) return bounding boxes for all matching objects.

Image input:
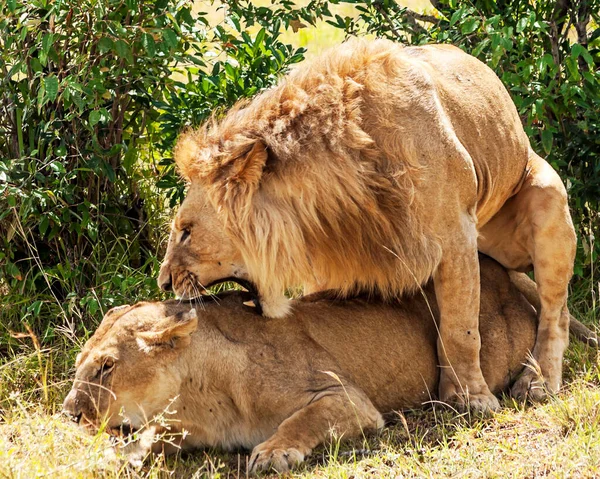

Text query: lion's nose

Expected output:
[158,264,173,292]
[159,273,173,292]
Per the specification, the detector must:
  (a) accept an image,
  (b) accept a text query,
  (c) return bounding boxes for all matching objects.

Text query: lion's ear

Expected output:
[224,140,269,189]
[174,131,202,181]
[136,308,198,352]
[173,131,270,189]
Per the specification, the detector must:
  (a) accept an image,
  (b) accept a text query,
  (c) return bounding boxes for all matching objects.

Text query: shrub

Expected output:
[310,0,600,278]
[0,0,206,341]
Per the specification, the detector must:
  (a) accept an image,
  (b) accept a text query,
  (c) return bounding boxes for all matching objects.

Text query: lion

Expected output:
[158,39,576,410]
[65,258,594,473]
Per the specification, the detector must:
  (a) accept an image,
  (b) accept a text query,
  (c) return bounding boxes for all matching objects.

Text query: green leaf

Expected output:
[179,7,194,25]
[162,29,178,49]
[541,130,553,155]
[115,39,134,64]
[45,75,59,102]
[30,57,43,73]
[141,33,156,57]
[7,262,21,280]
[98,37,113,53]
[123,147,137,174]
[42,33,54,56]
[450,8,464,27]
[254,28,266,48]
[565,57,581,81]
[39,216,49,236]
[572,44,593,65]
[89,110,101,127]
[461,17,480,34]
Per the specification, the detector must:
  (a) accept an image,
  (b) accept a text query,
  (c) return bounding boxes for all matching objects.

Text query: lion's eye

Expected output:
[180,228,191,242]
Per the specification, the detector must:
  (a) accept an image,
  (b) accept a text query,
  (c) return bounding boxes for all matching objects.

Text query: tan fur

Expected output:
[66,257,597,473]
[159,39,576,409]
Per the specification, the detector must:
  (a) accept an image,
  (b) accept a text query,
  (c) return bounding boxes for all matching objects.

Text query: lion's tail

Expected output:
[508,271,598,347]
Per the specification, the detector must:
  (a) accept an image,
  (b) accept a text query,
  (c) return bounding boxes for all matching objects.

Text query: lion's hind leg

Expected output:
[479,151,576,401]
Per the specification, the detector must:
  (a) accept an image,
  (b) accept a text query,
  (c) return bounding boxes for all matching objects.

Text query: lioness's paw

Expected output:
[511,370,550,403]
[462,392,500,413]
[249,441,306,474]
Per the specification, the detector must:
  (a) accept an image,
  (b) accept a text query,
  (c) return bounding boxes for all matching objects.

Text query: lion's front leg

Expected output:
[249,385,383,474]
[434,215,499,413]
[258,291,292,318]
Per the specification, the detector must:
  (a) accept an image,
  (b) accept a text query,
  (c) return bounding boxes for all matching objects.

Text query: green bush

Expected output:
[309,0,600,278]
[1,0,597,351]
[0,0,207,342]
[0,0,308,348]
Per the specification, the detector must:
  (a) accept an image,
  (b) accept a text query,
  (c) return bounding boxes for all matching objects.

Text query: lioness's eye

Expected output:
[180,228,191,242]
[96,357,115,379]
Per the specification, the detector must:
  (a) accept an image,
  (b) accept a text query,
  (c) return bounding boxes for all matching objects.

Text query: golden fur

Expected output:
[159,39,576,410]
[65,258,593,473]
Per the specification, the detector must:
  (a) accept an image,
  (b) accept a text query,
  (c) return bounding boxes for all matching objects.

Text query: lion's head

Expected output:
[63,303,198,433]
[157,183,250,298]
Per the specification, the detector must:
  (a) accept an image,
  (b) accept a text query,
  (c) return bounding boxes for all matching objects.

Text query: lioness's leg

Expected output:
[434,214,499,412]
[249,385,383,474]
[479,152,576,400]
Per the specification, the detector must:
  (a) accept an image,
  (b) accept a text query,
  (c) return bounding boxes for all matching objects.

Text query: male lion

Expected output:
[158,39,576,410]
[65,259,594,473]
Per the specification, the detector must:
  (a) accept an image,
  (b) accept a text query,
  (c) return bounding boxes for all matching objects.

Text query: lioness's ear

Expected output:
[136,309,198,352]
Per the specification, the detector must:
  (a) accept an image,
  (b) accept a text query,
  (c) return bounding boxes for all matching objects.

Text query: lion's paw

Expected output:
[249,441,306,474]
[441,388,500,414]
[511,370,550,403]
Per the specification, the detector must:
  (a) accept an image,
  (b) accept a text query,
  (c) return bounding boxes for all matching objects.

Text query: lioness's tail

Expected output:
[508,271,598,347]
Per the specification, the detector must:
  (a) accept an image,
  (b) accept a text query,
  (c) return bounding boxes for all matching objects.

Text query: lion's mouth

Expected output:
[175,272,259,298]
[205,277,259,295]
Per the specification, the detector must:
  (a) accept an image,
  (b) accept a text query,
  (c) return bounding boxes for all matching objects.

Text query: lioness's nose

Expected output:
[158,264,173,292]
[63,389,82,423]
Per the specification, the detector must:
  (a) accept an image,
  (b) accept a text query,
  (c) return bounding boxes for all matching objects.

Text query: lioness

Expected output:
[64,259,593,473]
[158,39,576,410]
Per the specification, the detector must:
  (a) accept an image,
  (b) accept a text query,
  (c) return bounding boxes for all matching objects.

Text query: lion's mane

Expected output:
[174,39,443,298]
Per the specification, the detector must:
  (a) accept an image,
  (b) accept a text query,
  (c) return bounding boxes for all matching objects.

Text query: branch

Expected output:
[373,3,404,41]
[404,10,439,24]
[574,0,591,72]
[548,0,571,67]
[574,0,590,46]
[373,2,438,40]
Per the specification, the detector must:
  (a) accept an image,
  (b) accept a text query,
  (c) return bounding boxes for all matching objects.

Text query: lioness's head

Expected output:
[63,303,198,432]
